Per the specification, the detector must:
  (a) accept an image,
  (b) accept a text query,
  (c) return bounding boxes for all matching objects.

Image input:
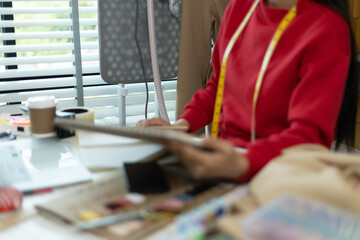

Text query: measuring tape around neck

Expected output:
[210,0,297,141]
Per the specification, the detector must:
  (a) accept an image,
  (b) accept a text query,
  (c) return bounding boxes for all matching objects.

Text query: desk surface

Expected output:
[0,136,110,239]
[0,137,107,240]
[4,136,356,239]
[0,136,248,240]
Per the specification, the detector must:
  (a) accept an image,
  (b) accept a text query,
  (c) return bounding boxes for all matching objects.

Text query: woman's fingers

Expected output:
[202,137,234,153]
[164,138,247,179]
[165,140,215,178]
[136,118,170,127]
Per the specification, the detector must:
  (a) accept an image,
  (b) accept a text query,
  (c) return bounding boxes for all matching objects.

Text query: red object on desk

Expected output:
[11,116,31,126]
[0,186,23,212]
[22,187,53,196]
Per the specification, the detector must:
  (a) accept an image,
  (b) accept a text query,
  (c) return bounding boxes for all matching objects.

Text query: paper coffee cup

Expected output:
[27,96,56,137]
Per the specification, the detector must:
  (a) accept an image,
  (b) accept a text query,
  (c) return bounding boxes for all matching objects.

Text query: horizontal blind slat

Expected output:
[1,0,97,1]
[0,67,76,78]
[0,30,98,40]
[1,42,98,53]
[0,19,97,27]
[82,65,100,73]
[0,65,100,78]
[0,7,96,14]
[1,55,74,65]
[0,75,106,92]
[0,88,77,104]
[1,53,99,65]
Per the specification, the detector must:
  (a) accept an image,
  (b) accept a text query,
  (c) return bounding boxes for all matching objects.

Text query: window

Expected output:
[0,0,176,126]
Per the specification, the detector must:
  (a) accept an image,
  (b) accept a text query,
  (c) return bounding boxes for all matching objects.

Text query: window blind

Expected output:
[0,0,176,126]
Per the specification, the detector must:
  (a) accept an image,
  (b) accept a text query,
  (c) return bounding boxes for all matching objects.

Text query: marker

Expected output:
[0,130,16,142]
[148,125,189,131]
[23,187,53,195]
[75,211,143,230]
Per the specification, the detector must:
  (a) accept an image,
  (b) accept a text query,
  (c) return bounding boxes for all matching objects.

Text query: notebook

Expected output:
[0,137,92,193]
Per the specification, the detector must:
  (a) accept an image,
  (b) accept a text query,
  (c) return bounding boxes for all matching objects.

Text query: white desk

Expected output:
[0,136,109,239]
[0,134,152,239]
[0,135,248,240]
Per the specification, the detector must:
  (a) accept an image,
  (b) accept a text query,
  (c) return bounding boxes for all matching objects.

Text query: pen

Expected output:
[75,211,143,230]
[0,130,16,142]
[148,125,189,131]
[0,130,11,138]
[23,187,53,195]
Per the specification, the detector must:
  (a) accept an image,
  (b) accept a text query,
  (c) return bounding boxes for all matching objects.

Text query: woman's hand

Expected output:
[164,137,249,180]
[136,117,171,127]
[136,118,190,131]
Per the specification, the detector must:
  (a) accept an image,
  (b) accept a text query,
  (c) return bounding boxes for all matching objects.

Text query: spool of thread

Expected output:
[59,107,95,122]
[56,107,95,138]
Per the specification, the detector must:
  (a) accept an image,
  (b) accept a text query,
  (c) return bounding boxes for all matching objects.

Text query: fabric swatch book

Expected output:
[76,130,167,170]
[55,118,247,170]
[243,194,360,240]
[54,118,206,149]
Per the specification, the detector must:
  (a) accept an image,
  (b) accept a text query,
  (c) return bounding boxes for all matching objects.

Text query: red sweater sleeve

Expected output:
[237,21,351,182]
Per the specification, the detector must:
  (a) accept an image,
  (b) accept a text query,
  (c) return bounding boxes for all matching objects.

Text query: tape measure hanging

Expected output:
[211,0,297,141]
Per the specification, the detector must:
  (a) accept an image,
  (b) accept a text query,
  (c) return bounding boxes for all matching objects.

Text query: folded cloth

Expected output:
[0,186,23,212]
[217,144,360,239]
[250,144,360,215]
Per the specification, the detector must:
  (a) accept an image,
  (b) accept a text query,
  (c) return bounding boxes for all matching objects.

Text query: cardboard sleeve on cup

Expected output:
[55,107,95,138]
[27,95,57,137]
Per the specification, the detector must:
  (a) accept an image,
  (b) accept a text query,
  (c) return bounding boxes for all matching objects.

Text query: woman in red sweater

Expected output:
[138,0,359,181]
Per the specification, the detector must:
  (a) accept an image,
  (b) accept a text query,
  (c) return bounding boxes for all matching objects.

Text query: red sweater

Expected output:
[179,0,351,181]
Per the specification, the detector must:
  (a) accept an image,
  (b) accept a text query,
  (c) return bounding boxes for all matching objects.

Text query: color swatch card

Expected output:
[243,194,360,240]
[35,166,233,240]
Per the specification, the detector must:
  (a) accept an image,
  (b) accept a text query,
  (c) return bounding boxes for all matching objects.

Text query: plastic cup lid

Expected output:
[27,96,56,109]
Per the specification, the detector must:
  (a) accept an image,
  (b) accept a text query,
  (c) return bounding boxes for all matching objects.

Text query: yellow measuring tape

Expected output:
[211,0,297,141]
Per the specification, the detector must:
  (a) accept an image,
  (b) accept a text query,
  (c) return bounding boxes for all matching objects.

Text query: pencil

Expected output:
[148,125,188,131]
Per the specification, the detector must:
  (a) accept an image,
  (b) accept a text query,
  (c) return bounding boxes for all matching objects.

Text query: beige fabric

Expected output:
[175,0,231,118]
[217,195,257,239]
[250,144,360,215]
[217,144,360,238]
